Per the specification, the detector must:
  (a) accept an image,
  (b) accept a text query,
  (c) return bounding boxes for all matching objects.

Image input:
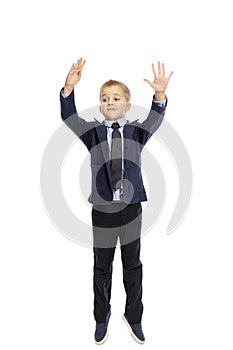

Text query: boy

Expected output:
[60,58,173,345]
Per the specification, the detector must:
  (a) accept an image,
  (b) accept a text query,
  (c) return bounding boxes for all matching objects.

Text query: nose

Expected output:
[108,97,115,105]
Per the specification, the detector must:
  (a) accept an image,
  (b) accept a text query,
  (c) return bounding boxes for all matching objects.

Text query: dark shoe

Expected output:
[94,311,111,345]
[122,314,145,344]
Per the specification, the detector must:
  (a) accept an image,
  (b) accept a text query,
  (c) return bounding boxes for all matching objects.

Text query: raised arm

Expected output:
[60,58,97,150]
[133,60,173,146]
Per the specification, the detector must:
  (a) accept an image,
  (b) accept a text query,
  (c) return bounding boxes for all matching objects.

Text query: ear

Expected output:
[99,105,103,114]
[126,102,131,112]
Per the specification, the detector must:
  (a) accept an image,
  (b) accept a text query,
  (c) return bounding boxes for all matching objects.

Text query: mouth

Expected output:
[108,108,117,111]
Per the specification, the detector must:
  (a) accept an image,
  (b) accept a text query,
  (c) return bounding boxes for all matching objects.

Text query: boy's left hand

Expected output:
[144,61,173,100]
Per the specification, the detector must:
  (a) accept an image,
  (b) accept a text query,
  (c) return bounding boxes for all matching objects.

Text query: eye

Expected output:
[102,98,107,103]
[114,98,120,101]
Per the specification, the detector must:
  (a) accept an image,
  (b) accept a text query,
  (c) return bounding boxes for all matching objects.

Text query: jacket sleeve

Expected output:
[134,96,167,146]
[60,89,95,150]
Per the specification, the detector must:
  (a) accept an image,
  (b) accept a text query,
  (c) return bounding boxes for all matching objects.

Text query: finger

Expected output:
[81,59,86,70]
[162,63,165,75]
[69,63,75,72]
[167,71,173,81]
[144,79,153,88]
[76,58,86,72]
[158,61,161,75]
[79,57,85,66]
[75,57,83,68]
[152,63,157,79]
[74,58,80,67]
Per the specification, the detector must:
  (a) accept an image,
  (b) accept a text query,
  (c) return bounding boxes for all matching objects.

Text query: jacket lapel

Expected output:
[123,122,136,140]
[95,123,112,181]
[95,123,108,161]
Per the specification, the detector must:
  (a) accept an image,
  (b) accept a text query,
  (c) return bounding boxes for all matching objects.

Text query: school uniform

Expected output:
[60,89,167,323]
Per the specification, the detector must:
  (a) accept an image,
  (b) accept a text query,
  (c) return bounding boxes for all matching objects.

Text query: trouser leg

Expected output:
[120,203,143,323]
[92,204,119,323]
[93,246,116,322]
[120,238,143,323]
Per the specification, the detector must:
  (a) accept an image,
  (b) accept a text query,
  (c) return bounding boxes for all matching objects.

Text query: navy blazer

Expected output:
[60,90,167,205]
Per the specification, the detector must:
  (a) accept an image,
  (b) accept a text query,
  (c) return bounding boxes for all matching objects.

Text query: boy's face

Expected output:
[99,85,131,120]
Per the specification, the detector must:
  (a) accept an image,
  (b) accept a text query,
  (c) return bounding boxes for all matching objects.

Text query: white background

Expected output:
[1,0,233,349]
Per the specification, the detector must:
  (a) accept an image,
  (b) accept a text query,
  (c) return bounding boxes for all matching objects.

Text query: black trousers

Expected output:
[92,202,143,323]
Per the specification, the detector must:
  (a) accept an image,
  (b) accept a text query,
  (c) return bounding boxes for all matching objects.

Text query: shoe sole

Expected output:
[122,314,145,345]
[94,332,109,345]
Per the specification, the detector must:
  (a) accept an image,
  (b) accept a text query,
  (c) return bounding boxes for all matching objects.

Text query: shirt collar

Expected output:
[104,116,127,128]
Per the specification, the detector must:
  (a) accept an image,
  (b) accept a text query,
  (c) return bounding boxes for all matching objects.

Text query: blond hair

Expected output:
[99,80,131,102]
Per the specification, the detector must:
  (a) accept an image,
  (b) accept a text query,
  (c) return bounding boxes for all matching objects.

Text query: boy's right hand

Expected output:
[63,57,86,96]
